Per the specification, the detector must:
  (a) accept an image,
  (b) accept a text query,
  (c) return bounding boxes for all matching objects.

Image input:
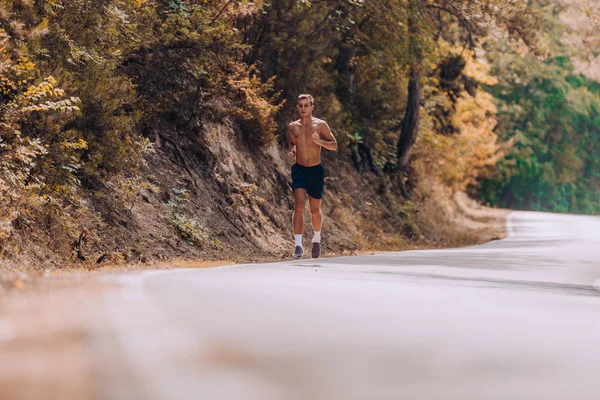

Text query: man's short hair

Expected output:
[297,94,314,105]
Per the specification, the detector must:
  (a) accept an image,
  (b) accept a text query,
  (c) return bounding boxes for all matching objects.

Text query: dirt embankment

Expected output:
[2,117,507,275]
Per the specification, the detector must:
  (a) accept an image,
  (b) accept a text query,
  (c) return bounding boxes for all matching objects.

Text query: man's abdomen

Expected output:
[295,146,322,167]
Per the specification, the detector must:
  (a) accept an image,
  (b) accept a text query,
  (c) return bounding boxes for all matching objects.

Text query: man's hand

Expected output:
[288,150,296,161]
[312,132,322,146]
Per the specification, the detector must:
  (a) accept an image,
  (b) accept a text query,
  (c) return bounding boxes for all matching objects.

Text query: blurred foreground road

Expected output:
[96,211,600,400]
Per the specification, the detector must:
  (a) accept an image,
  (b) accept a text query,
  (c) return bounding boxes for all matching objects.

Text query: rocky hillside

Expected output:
[5,115,506,271]
[0,1,518,270]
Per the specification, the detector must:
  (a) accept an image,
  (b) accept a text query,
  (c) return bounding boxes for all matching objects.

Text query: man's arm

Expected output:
[312,121,338,151]
[288,123,297,161]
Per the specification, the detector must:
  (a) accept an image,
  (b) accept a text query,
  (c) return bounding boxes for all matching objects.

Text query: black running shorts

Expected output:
[291,163,325,199]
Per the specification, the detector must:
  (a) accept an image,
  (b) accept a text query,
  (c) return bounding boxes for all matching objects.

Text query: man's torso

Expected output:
[290,118,325,167]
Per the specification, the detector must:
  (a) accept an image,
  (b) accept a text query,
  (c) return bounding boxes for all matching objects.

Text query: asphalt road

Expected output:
[96,211,600,400]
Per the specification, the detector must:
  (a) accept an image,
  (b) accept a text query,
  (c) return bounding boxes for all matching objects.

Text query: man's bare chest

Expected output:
[293,125,321,141]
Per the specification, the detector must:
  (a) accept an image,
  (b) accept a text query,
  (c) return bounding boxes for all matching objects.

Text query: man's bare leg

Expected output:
[309,196,322,258]
[293,189,306,234]
[308,196,322,232]
[292,189,306,258]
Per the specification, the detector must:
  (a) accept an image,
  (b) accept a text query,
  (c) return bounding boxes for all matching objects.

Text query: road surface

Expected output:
[95,211,600,399]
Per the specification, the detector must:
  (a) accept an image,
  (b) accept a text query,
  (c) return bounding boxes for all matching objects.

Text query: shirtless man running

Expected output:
[288,94,338,259]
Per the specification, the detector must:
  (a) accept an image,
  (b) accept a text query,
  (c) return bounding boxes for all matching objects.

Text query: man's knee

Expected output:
[310,206,321,216]
[295,200,306,210]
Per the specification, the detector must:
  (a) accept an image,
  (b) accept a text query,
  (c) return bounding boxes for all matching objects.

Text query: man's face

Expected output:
[297,99,313,116]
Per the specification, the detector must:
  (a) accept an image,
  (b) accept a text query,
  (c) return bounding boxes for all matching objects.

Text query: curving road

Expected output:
[95,211,600,400]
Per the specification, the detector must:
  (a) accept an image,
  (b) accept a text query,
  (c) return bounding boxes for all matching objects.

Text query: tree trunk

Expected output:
[397,0,421,171]
[358,142,384,177]
[397,67,421,170]
[351,146,364,173]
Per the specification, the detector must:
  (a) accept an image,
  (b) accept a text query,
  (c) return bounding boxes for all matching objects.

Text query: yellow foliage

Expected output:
[63,139,88,150]
[131,0,148,8]
[444,90,502,188]
[0,31,82,248]
[414,40,503,192]
[464,55,498,86]
[228,72,283,144]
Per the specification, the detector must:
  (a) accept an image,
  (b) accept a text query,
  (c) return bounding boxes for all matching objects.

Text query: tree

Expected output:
[479,2,600,213]
[395,0,542,172]
[0,26,81,249]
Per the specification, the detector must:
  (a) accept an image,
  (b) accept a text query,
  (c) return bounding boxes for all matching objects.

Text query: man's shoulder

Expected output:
[288,121,301,134]
[313,118,329,128]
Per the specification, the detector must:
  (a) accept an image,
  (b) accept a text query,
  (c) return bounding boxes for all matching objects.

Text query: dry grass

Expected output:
[416,183,508,248]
